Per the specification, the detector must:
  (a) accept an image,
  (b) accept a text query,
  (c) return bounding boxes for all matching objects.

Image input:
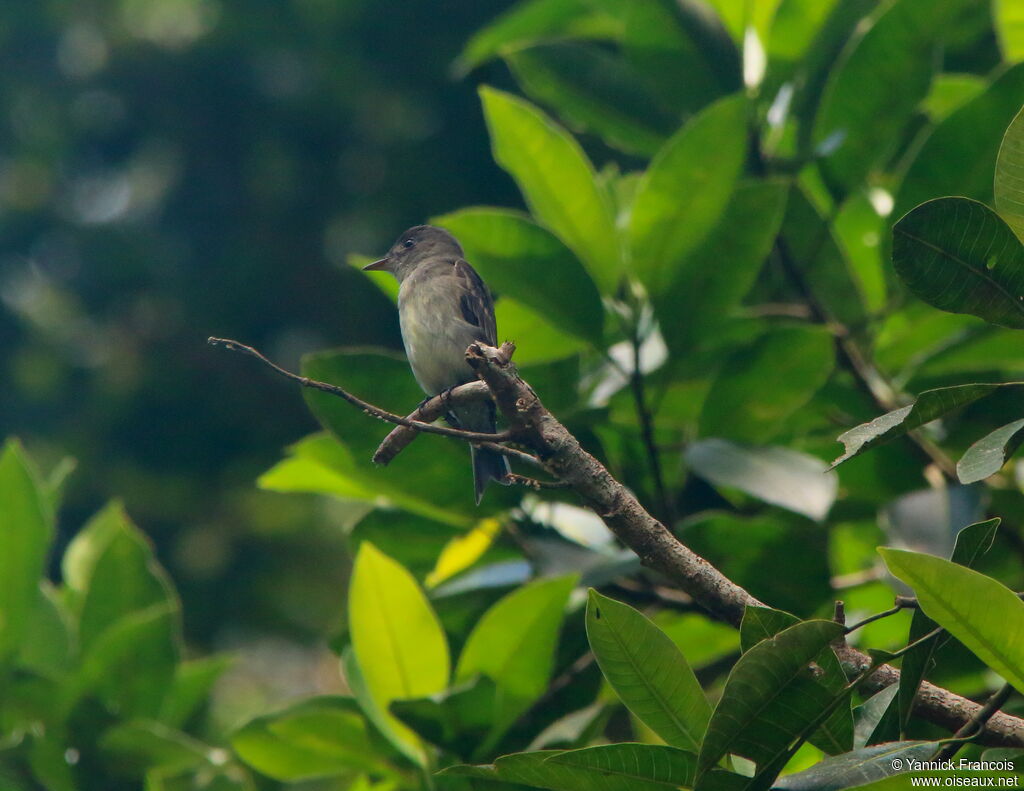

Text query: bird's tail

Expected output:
[471,444,511,505]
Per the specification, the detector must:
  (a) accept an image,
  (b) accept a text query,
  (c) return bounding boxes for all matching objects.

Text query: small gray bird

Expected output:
[364,225,510,503]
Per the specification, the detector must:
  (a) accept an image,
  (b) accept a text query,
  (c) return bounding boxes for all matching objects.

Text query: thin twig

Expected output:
[845,598,916,634]
[504,473,570,490]
[208,337,512,444]
[933,683,1016,761]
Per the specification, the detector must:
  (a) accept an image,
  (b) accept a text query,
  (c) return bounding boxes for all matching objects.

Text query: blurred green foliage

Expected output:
[6,0,1024,788]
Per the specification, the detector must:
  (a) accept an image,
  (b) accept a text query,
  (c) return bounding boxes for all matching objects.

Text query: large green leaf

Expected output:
[995,105,1024,244]
[896,518,999,736]
[697,620,845,776]
[100,719,208,776]
[774,741,939,791]
[654,179,788,354]
[995,0,1024,62]
[456,574,576,737]
[894,63,1024,222]
[957,419,1024,484]
[739,607,853,756]
[68,502,179,652]
[455,0,619,75]
[832,383,1024,466]
[231,697,384,782]
[628,94,747,295]
[0,440,52,660]
[893,198,1024,329]
[812,0,974,189]
[480,86,622,293]
[433,208,604,344]
[880,547,1024,694]
[585,590,711,751]
[698,326,833,443]
[685,440,837,522]
[348,542,450,760]
[506,43,675,157]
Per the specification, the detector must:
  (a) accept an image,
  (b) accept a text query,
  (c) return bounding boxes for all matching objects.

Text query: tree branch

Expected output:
[207,337,511,444]
[214,335,1024,748]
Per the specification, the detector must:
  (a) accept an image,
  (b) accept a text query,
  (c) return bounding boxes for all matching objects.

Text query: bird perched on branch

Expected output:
[364,225,510,503]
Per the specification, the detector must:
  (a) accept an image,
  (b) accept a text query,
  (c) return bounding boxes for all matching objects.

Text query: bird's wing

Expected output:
[453,258,497,346]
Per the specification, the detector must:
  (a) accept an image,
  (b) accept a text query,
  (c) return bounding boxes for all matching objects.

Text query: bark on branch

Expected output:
[211,336,1024,748]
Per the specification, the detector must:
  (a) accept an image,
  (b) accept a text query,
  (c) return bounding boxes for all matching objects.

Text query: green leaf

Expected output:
[231,697,383,782]
[543,744,702,790]
[812,0,975,189]
[894,519,999,736]
[618,0,739,114]
[506,43,675,157]
[697,619,846,778]
[348,542,450,760]
[75,603,179,719]
[685,440,838,522]
[585,590,711,751]
[995,105,1024,244]
[426,517,502,589]
[880,547,1024,694]
[773,741,939,790]
[832,383,1024,467]
[390,676,498,751]
[698,326,833,443]
[457,573,576,706]
[853,686,899,748]
[17,582,72,677]
[654,179,788,354]
[159,655,234,729]
[628,94,747,295]
[738,607,853,756]
[957,419,1024,484]
[893,198,1024,329]
[100,719,209,775]
[433,208,604,344]
[456,0,619,75]
[0,439,52,660]
[995,0,1024,62]
[480,86,622,293]
[71,502,180,652]
[894,63,1024,222]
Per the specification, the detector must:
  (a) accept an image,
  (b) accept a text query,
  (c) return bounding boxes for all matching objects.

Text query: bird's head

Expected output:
[364,225,464,282]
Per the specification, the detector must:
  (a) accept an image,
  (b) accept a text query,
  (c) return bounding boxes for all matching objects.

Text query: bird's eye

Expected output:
[403,239,415,249]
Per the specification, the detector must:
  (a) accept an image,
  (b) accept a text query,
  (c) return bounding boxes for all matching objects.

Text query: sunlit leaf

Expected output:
[585,590,711,751]
[433,207,604,344]
[480,86,622,293]
[629,94,747,295]
[896,518,998,736]
[348,543,449,763]
[880,548,1024,694]
[893,198,1024,329]
[995,0,1024,63]
[506,43,675,157]
[426,517,502,588]
[686,440,837,522]
[231,698,383,782]
[456,0,620,75]
[832,383,1024,467]
[0,440,52,661]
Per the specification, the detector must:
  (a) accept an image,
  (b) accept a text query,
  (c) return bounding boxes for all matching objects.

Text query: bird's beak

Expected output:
[363,258,390,272]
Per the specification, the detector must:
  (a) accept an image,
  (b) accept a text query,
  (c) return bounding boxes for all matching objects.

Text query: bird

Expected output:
[364,225,510,503]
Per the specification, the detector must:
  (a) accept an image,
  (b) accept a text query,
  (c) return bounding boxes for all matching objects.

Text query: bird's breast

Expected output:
[398,280,476,395]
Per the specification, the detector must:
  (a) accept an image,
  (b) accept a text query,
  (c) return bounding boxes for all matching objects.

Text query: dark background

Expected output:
[0,0,518,649]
